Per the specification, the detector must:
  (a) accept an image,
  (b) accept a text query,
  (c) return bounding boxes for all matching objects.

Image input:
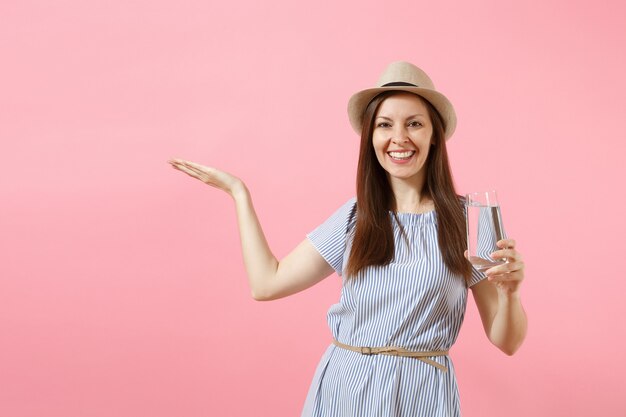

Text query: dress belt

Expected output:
[332,339,449,372]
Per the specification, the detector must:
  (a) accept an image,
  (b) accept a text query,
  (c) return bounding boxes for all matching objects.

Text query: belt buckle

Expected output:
[360,346,373,355]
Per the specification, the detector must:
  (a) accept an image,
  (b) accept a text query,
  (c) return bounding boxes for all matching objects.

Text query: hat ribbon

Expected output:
[382,82,418,87]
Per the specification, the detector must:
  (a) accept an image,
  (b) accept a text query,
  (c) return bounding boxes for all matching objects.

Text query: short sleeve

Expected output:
[468,266,488,287]
[468,206,508,287]
[306,197,358,277]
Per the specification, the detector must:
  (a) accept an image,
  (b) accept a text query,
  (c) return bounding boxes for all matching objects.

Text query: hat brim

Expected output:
[347,87,457,140]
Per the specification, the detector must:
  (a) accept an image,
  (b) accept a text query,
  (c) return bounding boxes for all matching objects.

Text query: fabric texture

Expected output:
[301,196,499,417]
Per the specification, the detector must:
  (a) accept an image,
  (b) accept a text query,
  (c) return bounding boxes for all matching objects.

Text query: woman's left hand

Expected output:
[484,239,525,296]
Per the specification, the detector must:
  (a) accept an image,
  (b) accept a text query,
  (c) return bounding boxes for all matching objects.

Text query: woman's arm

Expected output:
[169,159,334,301]
[470,238,528,355]
[231,183,334,300]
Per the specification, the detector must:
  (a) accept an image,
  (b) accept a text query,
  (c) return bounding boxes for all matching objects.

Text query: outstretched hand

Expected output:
[168,158,245,198]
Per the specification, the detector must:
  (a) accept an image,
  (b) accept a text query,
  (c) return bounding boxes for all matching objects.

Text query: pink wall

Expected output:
[2,0,625,416]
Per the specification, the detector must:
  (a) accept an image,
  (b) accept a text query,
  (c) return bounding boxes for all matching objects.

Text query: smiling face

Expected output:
[372,92,434,188]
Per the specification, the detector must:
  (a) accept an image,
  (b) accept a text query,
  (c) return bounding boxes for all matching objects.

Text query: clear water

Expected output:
[466,203,506,271]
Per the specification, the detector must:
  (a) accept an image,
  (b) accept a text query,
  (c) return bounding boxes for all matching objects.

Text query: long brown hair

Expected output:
[345,91,472,281]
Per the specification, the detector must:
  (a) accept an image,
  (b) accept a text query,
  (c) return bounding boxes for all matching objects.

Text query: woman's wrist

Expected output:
[497,285,522,302]
[230,180,248,201]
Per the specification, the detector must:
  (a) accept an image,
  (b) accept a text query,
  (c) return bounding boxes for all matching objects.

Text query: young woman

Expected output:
[168,61,527,417]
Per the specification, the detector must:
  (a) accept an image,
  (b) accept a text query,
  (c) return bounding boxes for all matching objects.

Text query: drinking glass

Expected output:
[465,190,507,272]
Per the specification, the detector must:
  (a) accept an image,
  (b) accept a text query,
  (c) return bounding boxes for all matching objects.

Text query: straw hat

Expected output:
[347,61,457,140]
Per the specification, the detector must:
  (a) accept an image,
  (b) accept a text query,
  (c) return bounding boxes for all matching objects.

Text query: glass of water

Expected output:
[465,190,507,272]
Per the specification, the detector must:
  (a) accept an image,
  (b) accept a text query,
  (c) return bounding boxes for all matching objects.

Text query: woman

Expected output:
[168,61,527,416]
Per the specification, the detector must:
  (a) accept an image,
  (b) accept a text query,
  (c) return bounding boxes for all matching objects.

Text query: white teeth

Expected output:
[388,151,415,158]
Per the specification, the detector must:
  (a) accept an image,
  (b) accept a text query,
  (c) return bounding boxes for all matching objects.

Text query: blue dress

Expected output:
[301,197,498,417]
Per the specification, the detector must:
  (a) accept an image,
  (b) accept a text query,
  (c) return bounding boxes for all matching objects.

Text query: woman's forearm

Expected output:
[489,292,528,355]
[230,183,279,300]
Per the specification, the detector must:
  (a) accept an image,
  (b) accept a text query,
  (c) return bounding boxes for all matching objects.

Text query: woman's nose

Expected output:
[391,126,409,143]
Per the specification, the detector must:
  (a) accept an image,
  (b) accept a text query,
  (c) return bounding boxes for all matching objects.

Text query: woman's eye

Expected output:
[408,121,422,127]
[377,122,391,128]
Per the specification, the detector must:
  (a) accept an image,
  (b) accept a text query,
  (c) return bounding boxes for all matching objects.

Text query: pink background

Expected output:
[2,0,625,416]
